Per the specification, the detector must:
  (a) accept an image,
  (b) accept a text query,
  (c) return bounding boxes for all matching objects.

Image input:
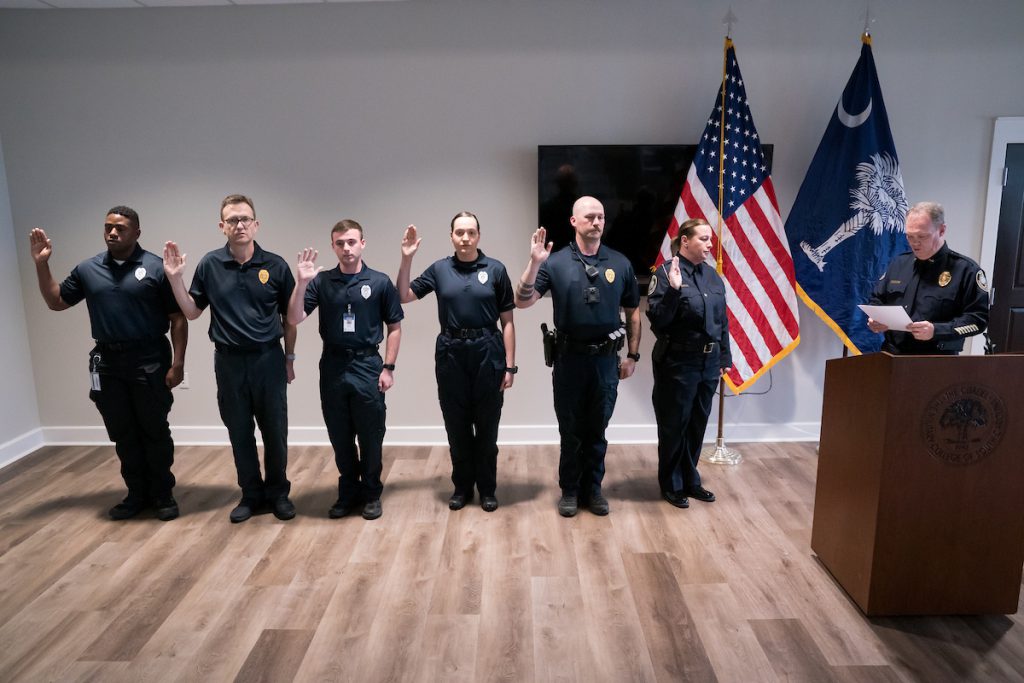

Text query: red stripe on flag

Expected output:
[728,203,800,338]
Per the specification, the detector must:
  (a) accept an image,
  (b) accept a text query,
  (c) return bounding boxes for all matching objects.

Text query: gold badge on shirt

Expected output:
[258,268,270,285]
[605,269,615,284]
[938,271,951,287]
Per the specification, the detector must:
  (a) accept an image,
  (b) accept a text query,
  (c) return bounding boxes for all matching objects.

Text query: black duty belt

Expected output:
[324,344,379,359]
[94,338,165,352]
[661,336,717,354]
[443,326,497,340]
[215,339,281,355]
[559,336,618,356]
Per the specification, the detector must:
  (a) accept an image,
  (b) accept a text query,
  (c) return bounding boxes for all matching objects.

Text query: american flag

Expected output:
[655,39,800,393]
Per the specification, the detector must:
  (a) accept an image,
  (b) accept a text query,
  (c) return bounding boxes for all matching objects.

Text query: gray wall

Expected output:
[1,0,1022,445]
[0,137,42,464]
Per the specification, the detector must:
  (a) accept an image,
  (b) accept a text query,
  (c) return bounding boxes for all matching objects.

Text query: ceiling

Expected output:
[0,0,403,8]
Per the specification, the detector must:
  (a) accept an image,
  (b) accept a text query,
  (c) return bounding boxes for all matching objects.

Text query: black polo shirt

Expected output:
[304,262,404,347]
[410,251,514,330]
[535,243,640,341]
[189,241,295,346]
[60,244,179,343]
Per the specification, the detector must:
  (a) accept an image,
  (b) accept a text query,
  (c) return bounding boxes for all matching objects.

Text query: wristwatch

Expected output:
[505,366,519,374]
[382,363,396,371]
[285,353,297,361]
[626,352,641,362]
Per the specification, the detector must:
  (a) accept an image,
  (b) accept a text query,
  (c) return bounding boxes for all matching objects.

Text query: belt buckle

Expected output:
[703,342,714,354]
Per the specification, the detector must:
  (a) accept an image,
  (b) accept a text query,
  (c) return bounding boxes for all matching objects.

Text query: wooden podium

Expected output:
[811,353,1024,616]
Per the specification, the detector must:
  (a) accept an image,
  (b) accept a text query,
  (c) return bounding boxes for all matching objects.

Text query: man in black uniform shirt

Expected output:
[867,202,989,354]
[515,196,641,517]
[30,206,187,521]
[288,219,403,521]
[163,194,298,523]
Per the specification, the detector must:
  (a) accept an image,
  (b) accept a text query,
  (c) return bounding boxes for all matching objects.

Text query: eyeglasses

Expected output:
[224,216,255,228]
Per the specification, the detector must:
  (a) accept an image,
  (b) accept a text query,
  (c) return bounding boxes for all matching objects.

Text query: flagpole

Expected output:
[706,29,742,466]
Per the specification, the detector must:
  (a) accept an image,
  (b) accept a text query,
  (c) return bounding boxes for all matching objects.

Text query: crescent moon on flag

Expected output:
[837,97,872,127]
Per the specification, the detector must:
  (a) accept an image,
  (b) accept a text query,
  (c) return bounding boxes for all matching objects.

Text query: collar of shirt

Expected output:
[216,241,267,266]
[326,262,371,282]
[102,243,145,267]
[570,243,609,263]
[915,243,951,275]
[679,257,704,278]
[450,250,489,272]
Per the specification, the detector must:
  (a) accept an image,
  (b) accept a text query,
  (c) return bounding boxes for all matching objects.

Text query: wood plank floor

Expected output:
[1,442,1022,682]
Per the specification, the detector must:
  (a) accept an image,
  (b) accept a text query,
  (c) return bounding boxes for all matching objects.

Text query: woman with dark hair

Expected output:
[647,218,732,508]
[396,212,516,512]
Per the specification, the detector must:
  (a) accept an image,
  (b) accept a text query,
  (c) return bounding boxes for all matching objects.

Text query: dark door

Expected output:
[988,143,1024,353]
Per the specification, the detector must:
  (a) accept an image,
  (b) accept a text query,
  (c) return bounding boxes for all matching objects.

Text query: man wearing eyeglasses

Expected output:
[867,202,989,354]
[514,196,641,517]
[163,194,297,523]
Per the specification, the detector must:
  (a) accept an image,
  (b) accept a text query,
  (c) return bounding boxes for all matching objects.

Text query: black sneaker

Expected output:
[480,496,498,512]
[448,491,473,511]
[272,496,296,521]
[155,497,180,521]
[362,499,382,520]
[230,500,259,523]
[108,496,150,520]
[557,494,578,517]
[328,499,357,519]
[589,494,610,516]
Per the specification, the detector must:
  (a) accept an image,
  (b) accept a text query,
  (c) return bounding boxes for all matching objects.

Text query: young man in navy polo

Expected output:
[163,194,297,523]
[30,206,187,521]
[288,219,403,520]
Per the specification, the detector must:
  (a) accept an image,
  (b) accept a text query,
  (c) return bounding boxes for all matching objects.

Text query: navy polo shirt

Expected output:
[189,241,295,346]
[410,251,514,330]
[304,262,404,347]
[535,243,640,341]
[60,244,179,343]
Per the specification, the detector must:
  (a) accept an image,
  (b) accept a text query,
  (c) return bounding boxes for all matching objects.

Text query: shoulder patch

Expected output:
[648,275,658,296]
[976,270,989,292]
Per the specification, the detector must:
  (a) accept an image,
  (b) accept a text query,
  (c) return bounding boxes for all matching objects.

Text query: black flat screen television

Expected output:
[538,144,773,283]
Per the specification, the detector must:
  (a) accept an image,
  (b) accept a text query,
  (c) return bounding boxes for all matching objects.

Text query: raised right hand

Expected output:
[296,247,322,282]
[163,241,187,279]
[667,256,683,290]
[530,227,553,264]
[29,228,53,264]
[401,224,422,257]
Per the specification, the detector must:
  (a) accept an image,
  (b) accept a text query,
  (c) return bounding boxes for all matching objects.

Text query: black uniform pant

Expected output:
[320,352,386,503]
[435,332,506,497]
[552,351,619,499]
[214,344,290,504]
[89,339,175,502]
[652,344,719,493]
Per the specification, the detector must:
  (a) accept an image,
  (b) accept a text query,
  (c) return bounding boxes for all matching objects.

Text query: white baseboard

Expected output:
[35,421,821,448]
[0,428,45,469]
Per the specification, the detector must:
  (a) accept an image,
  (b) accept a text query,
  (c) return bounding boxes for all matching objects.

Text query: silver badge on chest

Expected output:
[134,266,146,281]
[477,271,488,285]
[361,285,372,299]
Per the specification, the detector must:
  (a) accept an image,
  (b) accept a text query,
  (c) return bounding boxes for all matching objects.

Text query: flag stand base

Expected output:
[703,437,742,466]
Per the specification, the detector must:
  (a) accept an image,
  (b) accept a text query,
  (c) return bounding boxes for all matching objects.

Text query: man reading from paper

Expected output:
[866,202,989,354]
